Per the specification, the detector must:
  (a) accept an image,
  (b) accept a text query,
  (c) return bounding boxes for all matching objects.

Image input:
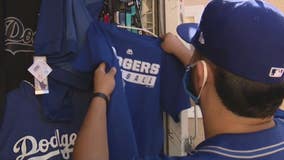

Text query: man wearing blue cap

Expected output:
[74,0,284,159]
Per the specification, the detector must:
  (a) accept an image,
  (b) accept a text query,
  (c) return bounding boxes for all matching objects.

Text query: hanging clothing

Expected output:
[0,0,5,122]
[73,21,190,159]
[1,0,41,91]
[34,0,65,56]
[84,0,104,20]
[34,0,103,56]
[0,66,6,122]
[0,80,91,159]
[73,22,139,160]
[33,1,137,159]
[0,0,4,53]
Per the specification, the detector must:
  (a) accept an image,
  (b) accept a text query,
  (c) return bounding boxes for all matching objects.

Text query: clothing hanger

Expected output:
[117,25,158,38]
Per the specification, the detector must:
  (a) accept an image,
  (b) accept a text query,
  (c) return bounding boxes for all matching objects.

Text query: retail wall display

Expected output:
[100,0,158,35]
[73,21,189,159]
[0,0,103,159]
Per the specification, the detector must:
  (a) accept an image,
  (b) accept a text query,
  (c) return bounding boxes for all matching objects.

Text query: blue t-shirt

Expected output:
[162,118,284,160]
[34,2,138,159]
[73,21,189,158]
[0,80,91,159]
[35,0,103,55]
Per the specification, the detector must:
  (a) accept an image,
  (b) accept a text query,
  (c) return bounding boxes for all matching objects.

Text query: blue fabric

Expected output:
[66,0,102,53]
[0,81,91,159]
[35,0,103,55]
[177,0,284,84]
[275,109,284,119]
[159,118,284,160]
[32,1,136,159]
[33,0,101,121]
[41,79,73,122]
[73,21,189,158]
[74,22,139,160]
[34,0,65,55]
[84,0,104,20]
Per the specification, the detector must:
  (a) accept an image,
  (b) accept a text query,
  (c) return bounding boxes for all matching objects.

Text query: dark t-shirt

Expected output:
[0,0,41,120]
[0,0,4,53]
[1,0,41,91]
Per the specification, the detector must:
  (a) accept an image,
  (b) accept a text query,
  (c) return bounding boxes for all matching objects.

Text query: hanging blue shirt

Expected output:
[0,80,92,159]
[73,21,189,158]
[34,1,138,159]
[34,0,103,56]
[73,22,140,160]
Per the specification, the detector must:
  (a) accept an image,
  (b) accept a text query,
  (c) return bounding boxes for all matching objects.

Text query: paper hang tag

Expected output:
[28,56,52,95]
[35,78,49,95]
[28,57,52,82]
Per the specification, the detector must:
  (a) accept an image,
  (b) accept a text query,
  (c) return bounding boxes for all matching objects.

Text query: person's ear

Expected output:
[194,60,208,94]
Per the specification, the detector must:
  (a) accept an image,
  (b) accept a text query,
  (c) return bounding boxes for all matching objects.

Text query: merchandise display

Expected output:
[0,80,91,159]
[73,21,189,158]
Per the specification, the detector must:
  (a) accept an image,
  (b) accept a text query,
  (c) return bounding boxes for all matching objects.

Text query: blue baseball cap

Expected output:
[177,0,284,84]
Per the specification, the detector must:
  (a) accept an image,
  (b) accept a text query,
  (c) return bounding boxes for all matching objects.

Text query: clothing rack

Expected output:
[101,0,157,35]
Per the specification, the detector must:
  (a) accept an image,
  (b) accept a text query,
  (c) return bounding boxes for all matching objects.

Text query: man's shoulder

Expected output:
[190,121,284,160]
[189,151,229,160]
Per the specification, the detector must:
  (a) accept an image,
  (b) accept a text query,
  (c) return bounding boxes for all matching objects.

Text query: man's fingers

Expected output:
[98,63,106,71]
[108,67,117,77]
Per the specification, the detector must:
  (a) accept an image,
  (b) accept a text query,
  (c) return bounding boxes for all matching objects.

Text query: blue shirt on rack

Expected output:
[73,21,189,159]
[0,80,91,159]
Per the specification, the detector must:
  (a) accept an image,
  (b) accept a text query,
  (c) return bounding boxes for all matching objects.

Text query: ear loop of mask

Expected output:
[186,60,208,154]
[197,60,208,100]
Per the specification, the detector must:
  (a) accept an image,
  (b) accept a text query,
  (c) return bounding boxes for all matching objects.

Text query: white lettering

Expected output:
[140,62,151,74]
[13,136,38,160]
[117,56,160,87]
[121,69,157,87]
[150,64,160,75]
[117,56,161,75]
[123,58,133,70]
[38,139,49,153]
[50,135,58,148]
[132,60,141,72]
[4,17,35,55]
[117,56,123,67]
[13,130,77,160]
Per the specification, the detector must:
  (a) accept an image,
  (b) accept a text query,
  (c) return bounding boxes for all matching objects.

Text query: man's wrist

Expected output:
[93,92,110,106]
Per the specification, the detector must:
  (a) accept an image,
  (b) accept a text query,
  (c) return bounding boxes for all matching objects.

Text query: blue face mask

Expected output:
[183,61,208,105]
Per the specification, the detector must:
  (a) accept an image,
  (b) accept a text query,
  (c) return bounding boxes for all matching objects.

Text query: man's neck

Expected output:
[202,105,275,139]
[202,95,275,138]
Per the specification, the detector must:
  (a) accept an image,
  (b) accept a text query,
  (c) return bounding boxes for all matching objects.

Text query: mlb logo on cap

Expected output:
[177,0,284,84]
[270,67,284,78]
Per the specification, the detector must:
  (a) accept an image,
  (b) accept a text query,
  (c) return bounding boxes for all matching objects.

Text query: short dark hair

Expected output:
[194,51,284,118]
[214,64,284,118]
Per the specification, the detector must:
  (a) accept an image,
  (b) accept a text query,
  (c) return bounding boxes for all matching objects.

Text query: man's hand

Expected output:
[94,63,117,97]
[74,62,114,160]
[161,33,193,66]
[161,33,185,55]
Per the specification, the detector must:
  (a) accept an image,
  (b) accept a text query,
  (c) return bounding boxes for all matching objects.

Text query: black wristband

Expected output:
[93,92,109,106]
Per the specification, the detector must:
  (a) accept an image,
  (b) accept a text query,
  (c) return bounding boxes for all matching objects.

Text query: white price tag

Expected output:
[28,57,52,82]
[28,56,52,95]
